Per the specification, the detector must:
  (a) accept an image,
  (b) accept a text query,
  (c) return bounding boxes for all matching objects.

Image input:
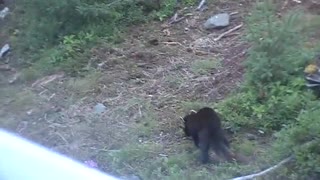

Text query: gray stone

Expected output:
[0,7,9,19]
[245,133,257,140]
[204,13,230,29]
[93,103,106,114]
[0,44,10,58]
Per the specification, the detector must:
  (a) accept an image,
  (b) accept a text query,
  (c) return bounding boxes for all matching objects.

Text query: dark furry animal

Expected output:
[182,107,234,164]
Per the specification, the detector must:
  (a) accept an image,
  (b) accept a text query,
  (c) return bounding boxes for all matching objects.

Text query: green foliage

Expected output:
[14,0,179,76]
[216,92,257,132]
[104,143,257,180]
[13,0,148,76]
[50,32,95,74]
[215,1,320,178]
[244,2,313,89]
[104,143,161,175]
[217,85,312,132]
[234,139,257,156]
[216,1,317,132]
[154,0,177,21]
[182,0,198,6]
[16,0,146,50]
[272,108,320,178]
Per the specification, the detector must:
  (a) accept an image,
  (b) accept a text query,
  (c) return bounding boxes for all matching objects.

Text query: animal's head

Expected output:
[180,110,197,136]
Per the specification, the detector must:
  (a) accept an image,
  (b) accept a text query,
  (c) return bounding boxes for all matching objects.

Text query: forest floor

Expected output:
[1,0,320,179]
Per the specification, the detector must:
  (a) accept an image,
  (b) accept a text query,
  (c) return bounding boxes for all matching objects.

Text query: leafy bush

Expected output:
[273,108,320,178]
[216,1,320,178]
[16,0,147,50]
[154,0,177,21]
[216,1,317,131]
[244,2,313,90]
[217,78,311,132]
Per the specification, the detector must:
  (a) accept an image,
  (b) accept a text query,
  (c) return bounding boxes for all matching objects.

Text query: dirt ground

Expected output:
[1,0,319,179]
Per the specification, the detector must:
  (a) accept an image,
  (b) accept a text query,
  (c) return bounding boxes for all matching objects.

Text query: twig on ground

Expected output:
[168,12,191,24]
[229,155,294,180]
[162,41,183,46]
[169,16,185,24]
[117,121,134,128]
[31,73,64,88]
[194,50,209,56]
[55,132,69,145]
[163,29,171,36]
[39,89,48,96]
[168,12,178,23]
[0,64,12,71]
[159,154,168,157]
[196,0,206,10]
[281,0,288,9]
[292,0,301,3]
[138,105,142,117]
[48,93,56,101]
[214,23,243,41]
[230,11,239,16]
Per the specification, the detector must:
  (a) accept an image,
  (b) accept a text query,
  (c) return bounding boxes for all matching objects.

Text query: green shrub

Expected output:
[217,78,312,131]
[244,2,313,90]
[217,1,320,178]
[13,0,179,76]
[273,108,320,178]
[154,0,177,21]
[216,1,317,132]
[16,0,146,50]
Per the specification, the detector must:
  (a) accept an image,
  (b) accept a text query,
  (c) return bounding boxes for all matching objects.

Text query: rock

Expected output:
[245,133,257,140]
[93,103,106,114]
[0,64,11,71]
[8,73,20,84]
[0,7,9,19]
[26,109,34,116]
[148,39,159,46]
[0,44,10,58]
[204,13,230,29]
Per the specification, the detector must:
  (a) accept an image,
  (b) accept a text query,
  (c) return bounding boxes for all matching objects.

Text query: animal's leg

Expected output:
[191,134,199,148]
[221,133,230,148]
[198,130,210,164]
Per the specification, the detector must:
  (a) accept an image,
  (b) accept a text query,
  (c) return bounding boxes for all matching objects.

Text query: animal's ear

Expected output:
[180,116,187,122]
[190,109,197,114]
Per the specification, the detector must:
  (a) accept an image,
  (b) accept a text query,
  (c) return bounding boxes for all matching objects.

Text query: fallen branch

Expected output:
[281,0,288,10]
[196,0,206,10]
[161,41,183,46]
[292,0,301,3]
[230,11,239,16]
[214,23,243,41]
[168,12,192,25]
[229,155,294,180]
[168,12,178,23]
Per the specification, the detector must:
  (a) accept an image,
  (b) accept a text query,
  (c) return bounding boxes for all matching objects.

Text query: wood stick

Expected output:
[214,23,243,41]
[196,0,206,10]
[229,156,294,180]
